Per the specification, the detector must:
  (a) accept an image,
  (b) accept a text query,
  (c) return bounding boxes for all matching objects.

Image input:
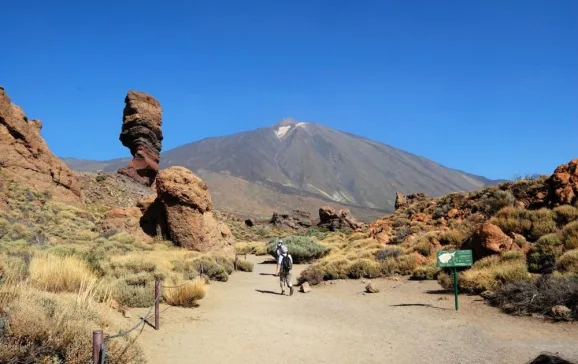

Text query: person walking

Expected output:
[274,240,287,276]
[278,245,294,296]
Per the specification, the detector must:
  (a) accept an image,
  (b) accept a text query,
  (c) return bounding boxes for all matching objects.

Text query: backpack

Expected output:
[281,253,292,272]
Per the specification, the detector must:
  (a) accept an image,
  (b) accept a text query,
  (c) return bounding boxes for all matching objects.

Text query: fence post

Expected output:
[154,279,160,331]
[234,254,238,271]
[93,330,103,364]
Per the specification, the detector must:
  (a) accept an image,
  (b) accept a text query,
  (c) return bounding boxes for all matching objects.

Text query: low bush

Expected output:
[441,254,530,293]
[235,259,254,272]
[347,259,381,279]
[557,249,578,274]
[491,207,557,241]
[561,221,578,250]
[235,241,267,256]
[374,247,403,261]
[528,233,565,273]
[486,275,578,321]
[554,205,578,226]
[267,236,330,264]
[411,263,441,280]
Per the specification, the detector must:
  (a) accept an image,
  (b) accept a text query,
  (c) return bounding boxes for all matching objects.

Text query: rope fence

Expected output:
[92,263,209,364]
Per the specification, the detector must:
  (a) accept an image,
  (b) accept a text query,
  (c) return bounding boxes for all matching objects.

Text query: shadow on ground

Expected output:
[390,303,451,311]
[255,289,283,295]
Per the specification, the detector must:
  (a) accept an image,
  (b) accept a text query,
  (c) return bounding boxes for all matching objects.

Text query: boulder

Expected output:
[394,192,429,210]
[269,210,312,229]
[318,206,362,230]
[462,222,521,260]
[118,91,163,186]
[300,282,312,293]
[153,167,234,256]
[547,159,578,207]
[244,218,255,227]
[365,282,379,293]
[0,86,82,207]
[551,305,572,320]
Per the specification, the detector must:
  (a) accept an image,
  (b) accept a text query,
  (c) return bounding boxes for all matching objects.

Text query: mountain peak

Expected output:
[274,117,298,127]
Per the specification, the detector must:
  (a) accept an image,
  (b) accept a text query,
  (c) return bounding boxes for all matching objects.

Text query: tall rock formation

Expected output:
[0,86,82,206]
[118,91,163,186]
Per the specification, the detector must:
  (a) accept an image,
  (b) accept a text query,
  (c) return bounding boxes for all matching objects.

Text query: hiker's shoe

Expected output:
[281,290,285,295]
[289,287,294,296]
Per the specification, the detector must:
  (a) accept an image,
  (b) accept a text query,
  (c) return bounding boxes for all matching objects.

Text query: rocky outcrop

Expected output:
[118,91,163,186]
[462,222,521,260]
[0,86,82,207]
[394,192,429,210]
[95,207,153,243]
[269,210,312,229]
[151,167,234,256]
[547,159,578,207]
[318,206,363,231]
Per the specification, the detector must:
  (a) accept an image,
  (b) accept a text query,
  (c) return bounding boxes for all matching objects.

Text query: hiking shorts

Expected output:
[280,270,292,288]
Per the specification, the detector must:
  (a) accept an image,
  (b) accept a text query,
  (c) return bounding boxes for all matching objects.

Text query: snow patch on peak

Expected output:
[275,125,291,138]
[295,122,308,127]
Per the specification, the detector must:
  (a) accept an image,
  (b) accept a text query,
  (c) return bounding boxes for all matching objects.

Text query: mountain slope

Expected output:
[63,119,500,218]
[159,119,498,209]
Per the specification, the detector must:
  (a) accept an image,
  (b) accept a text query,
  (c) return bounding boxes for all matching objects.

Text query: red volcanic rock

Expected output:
[118,91,163,186]
[547,159,578,207]
[0,86,82,207]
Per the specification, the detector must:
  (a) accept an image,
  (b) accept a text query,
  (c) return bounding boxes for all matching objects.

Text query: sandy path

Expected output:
[134,256,578,364]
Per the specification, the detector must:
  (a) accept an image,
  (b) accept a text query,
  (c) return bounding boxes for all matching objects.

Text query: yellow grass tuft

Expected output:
[29,254,96,293]
[162,277,207,307]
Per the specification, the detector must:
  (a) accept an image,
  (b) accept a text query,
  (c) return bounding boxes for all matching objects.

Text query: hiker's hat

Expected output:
[278,240,283,245]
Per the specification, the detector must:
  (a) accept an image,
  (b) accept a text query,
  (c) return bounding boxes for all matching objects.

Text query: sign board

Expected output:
[436,250,473,268]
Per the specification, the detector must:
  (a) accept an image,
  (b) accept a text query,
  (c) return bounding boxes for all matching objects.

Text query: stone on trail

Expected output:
[365,282,379,293]
[300,282,312,293]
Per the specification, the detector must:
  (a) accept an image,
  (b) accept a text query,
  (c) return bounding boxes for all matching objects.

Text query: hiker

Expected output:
[278,244,294,295]
[274,240,287,276]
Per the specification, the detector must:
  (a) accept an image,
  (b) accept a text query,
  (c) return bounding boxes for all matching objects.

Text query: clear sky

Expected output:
[1,0,576,180]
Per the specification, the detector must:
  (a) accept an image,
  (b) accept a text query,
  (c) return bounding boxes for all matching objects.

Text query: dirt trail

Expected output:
[135,256,578,364]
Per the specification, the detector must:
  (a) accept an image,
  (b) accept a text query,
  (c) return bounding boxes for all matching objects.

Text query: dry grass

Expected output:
[235,241,267,256]
[0,281,143,363]
[162,277,207,307]
[29,253,96,293]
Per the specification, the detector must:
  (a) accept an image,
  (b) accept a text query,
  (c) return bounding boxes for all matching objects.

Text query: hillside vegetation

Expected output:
[0,176,243,363]
[294,165,578,321]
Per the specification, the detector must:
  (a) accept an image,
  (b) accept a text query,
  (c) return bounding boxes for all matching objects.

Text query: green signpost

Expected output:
[436,250,473,311]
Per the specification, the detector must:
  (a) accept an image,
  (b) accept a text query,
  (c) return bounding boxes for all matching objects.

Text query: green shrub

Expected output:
[411,264,441,280]
[561,221,578,250]
[299,265,325,285]
[459,256,529,294]
[557,249,578,274]
[528,233,565,273]
[113,273,156,307]
[439,228,470,246]
[347,259,381,279]
[267,236,330,264]
[554,205,578,226]
[235,259,254,272]
[528,209,558,241]
[374,247,403,261]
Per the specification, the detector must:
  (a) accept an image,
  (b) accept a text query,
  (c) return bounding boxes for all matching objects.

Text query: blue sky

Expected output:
[1,0,576,180]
